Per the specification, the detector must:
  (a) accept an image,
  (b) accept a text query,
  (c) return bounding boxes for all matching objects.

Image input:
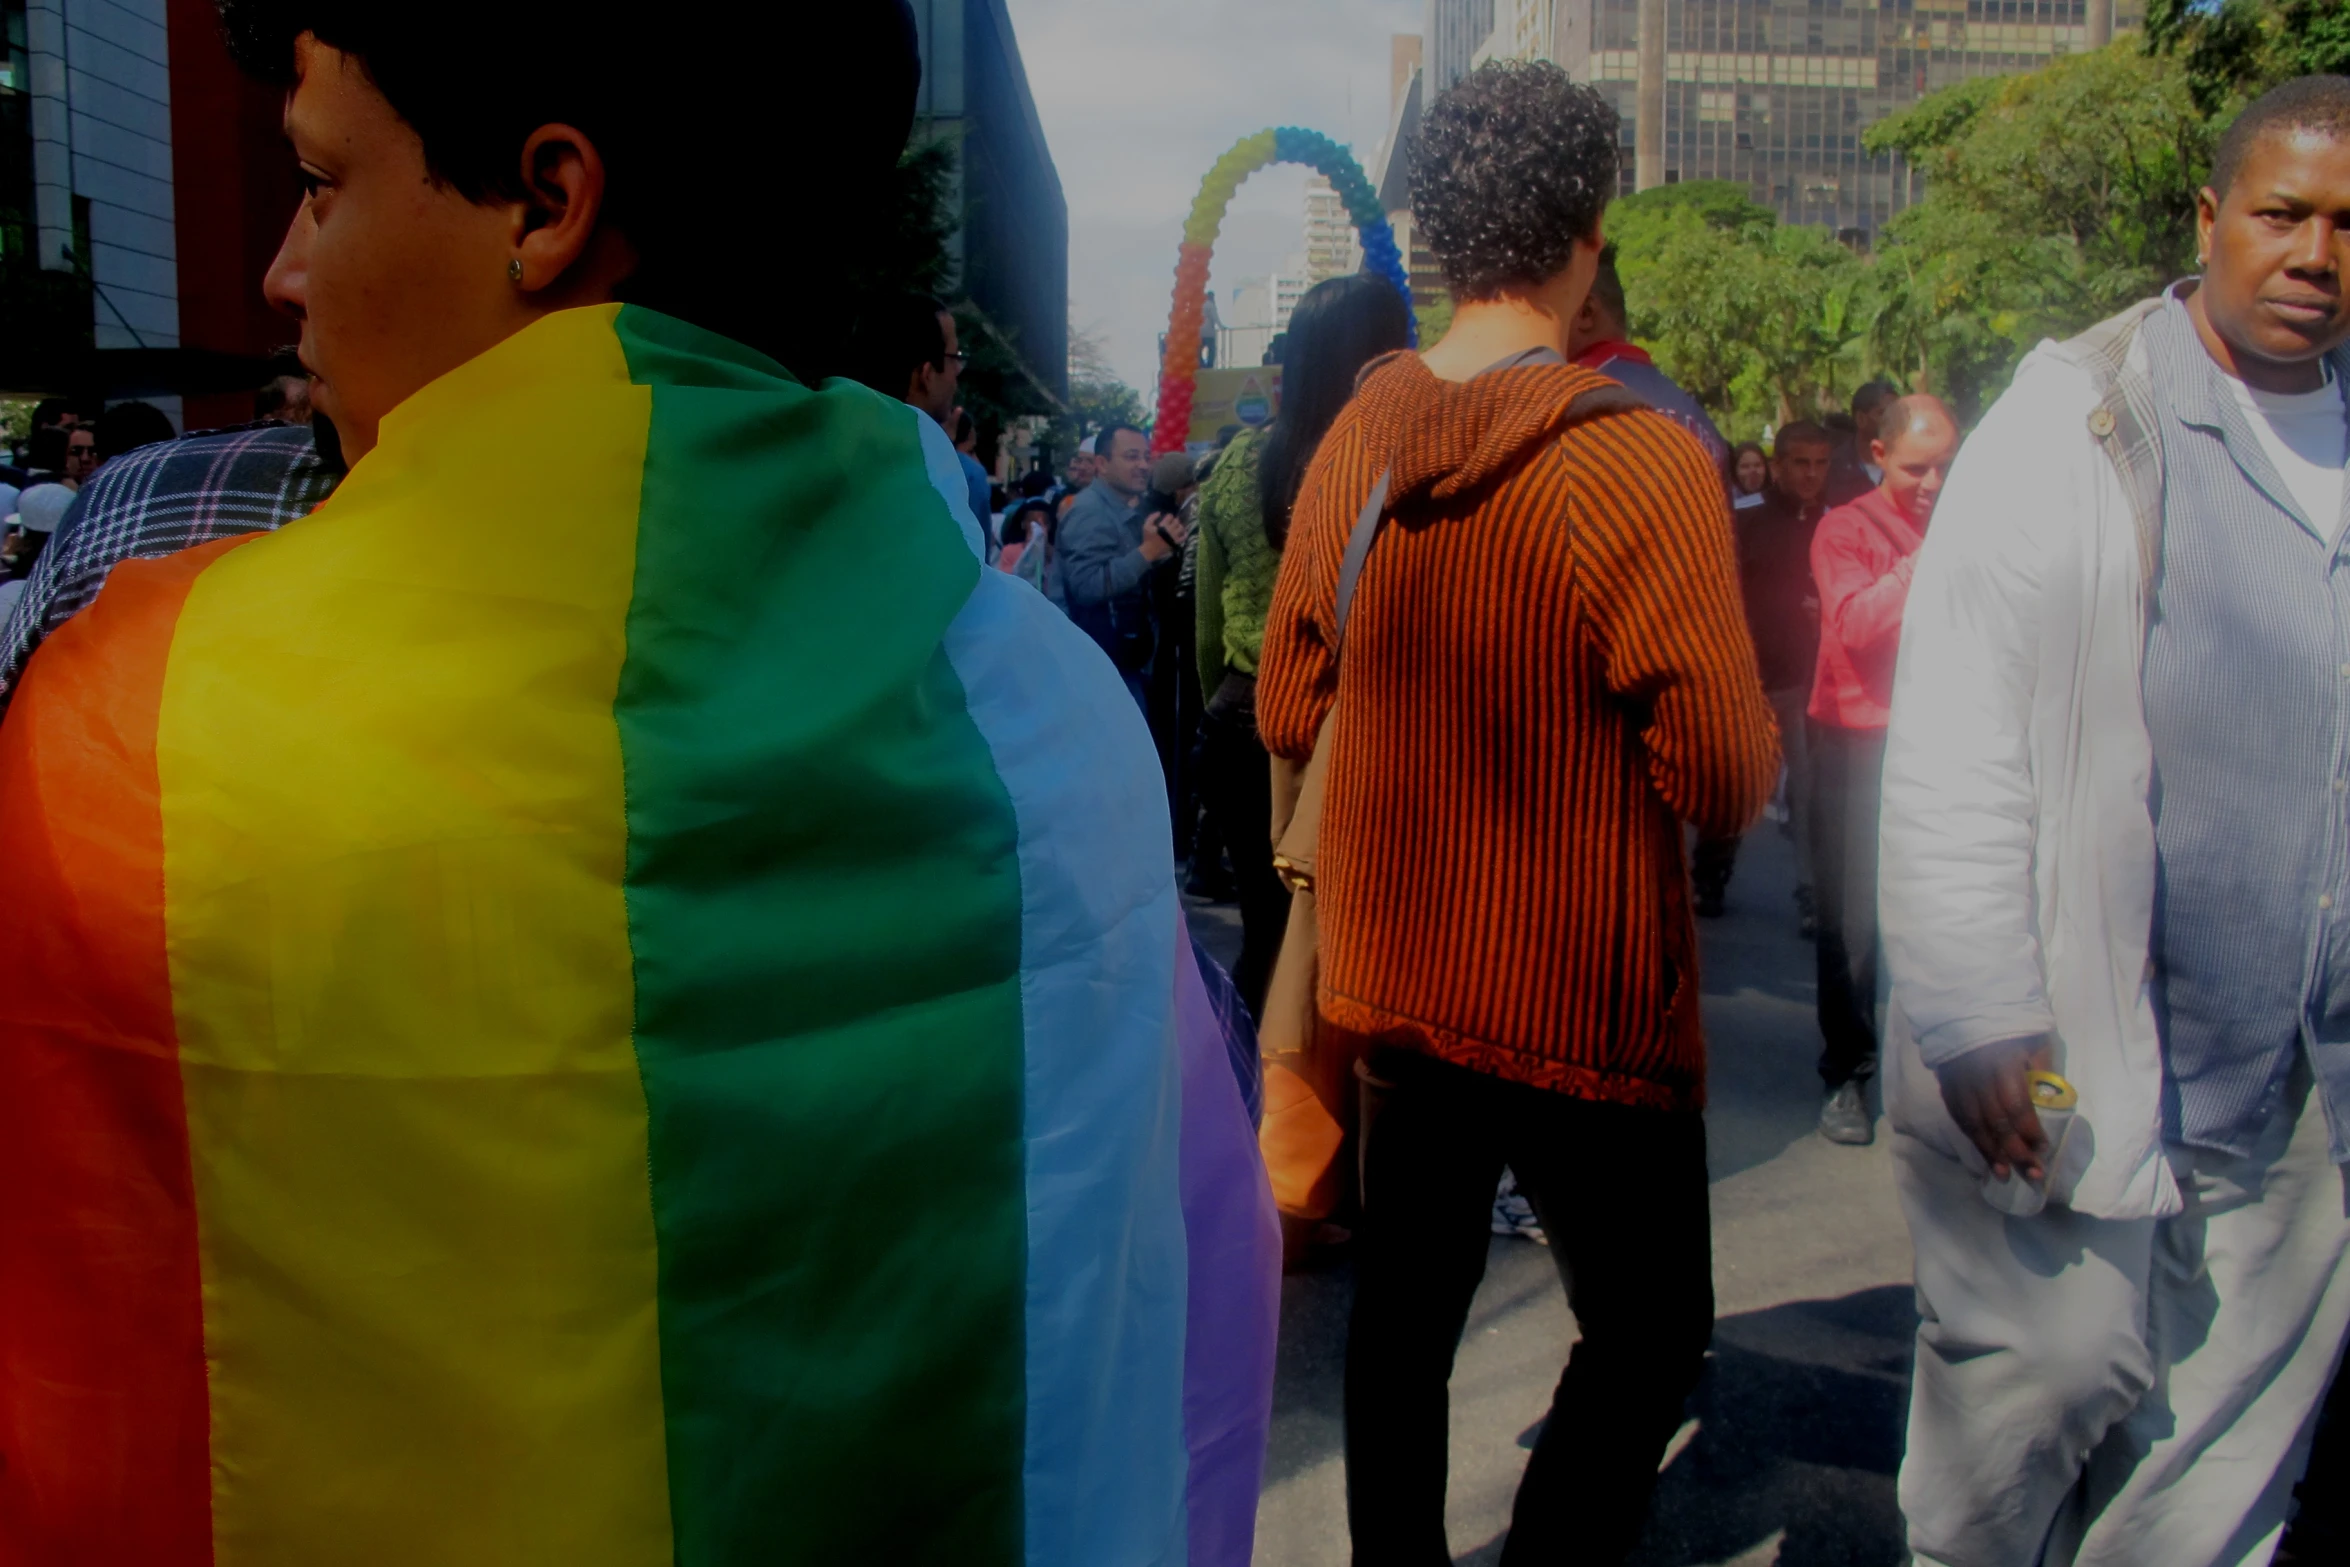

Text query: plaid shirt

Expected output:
[0,421,339,712]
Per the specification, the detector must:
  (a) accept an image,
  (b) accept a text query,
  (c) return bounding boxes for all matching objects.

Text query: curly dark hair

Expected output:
[1410,60,1619,302]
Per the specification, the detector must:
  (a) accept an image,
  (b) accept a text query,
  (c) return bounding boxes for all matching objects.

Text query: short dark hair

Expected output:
[215,0,920,379]
[1411,59,1618,302]
[1095,422,1144,458]
[95,400,178,464]
[1588,245,1629,331]
[1774,420,1833,455]
[1002,497,1052,546]
[2214,74,2350,196]
[1850,380,1898,423]
[848,293,949,398]
[29,396,82,432]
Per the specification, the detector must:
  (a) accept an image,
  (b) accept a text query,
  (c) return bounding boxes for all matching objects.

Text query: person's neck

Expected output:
[1422,294,1574,384]
[2186,284,2333,395]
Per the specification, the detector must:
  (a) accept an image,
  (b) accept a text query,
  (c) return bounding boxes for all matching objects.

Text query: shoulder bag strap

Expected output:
[1276,382,1645,886]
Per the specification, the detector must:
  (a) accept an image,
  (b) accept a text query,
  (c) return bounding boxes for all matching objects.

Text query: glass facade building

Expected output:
[1550,0,2143,239]
[1428,0,1499,95]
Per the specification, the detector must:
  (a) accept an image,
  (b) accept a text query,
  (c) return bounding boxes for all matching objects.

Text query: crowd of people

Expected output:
[1,1,2348,1562]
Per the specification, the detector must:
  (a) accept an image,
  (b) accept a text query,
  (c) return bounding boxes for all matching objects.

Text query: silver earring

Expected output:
[508,257,524,284]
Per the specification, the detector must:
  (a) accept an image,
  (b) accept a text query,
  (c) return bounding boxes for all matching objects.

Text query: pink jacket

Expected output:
[1808,488,1923,730]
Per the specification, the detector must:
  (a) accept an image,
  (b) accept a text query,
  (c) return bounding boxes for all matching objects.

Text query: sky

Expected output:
[1004,0,1423,399]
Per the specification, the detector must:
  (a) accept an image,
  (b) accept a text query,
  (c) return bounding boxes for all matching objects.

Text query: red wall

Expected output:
[167,0,303,431]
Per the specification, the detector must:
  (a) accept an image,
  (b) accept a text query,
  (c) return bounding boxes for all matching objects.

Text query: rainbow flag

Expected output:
[0,305,1279,1565]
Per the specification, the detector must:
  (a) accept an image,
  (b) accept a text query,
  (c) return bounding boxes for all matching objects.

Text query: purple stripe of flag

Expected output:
[1173,916,1283,1564]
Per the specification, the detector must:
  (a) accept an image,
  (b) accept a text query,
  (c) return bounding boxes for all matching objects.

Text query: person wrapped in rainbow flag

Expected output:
[0,4,1280,1563]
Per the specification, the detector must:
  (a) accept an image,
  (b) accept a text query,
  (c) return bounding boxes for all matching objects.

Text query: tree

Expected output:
[2146,0,2350,114]
[1611,181,1866,436]
[841,134,1062,465]
[1051,324,1146,459]
[1866,39,2209,300]
[1853,37,2214,419]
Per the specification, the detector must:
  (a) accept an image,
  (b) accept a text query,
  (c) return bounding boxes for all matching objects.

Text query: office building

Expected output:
[1301,175,1362,287]
[1372,36,1443,310]
[1427,0,1497,96]
[909,0,1068,403]
[1427,0,2144,242]
[1223,268,1308,369]
[0,0,312,427]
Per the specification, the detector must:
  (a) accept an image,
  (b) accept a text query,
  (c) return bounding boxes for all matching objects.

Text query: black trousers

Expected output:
[1197,702,1288,1018]
[1808,720,1885,1088]
[1344,1049,1714,1566]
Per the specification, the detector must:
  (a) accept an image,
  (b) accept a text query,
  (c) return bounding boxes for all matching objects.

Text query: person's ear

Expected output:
[510,124,609,293]
[2195,184,2221,268]
[1871,438,1891,470]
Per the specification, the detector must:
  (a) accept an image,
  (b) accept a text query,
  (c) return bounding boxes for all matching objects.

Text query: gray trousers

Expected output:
[1897,1061,2350,1566]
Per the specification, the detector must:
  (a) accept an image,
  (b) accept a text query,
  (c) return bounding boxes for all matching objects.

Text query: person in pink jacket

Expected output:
[1806,395,1960,1145]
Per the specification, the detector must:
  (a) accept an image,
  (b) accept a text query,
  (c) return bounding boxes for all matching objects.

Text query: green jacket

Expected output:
[1193,428,1281,698]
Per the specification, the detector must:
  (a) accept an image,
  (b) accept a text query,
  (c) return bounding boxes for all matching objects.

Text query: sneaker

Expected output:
[1491,1171,1548,1244]
[1819,1081,1873,1145]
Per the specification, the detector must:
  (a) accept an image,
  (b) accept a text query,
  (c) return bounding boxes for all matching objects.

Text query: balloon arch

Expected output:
[1151,128,1416,454]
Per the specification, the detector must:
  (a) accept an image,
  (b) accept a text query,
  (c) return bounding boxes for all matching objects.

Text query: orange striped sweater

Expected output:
[1257,351,1778,1110]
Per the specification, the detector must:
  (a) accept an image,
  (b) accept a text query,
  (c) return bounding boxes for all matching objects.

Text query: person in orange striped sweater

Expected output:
[1257,58,1779,1567]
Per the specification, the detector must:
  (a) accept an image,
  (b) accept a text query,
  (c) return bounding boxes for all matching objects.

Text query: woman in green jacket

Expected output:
[1195,273,1412,1014]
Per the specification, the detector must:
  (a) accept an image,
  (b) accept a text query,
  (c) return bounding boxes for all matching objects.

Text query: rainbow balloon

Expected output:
[0,304,1280,1564]
[1152,127,1416,454]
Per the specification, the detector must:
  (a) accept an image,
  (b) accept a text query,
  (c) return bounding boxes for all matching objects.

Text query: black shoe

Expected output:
[1818,1081,1873,1145]
[1694,886,1726,919]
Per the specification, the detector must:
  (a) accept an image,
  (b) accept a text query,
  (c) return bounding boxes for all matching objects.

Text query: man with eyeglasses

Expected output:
[853,293,992,552]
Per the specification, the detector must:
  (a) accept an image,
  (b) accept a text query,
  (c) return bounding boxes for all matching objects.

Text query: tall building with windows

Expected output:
[908,0,1069,402]
[0,0,315,428]
[1472,0,2142,241]
[1301,175,1362,287]
[1427,0,1497,95]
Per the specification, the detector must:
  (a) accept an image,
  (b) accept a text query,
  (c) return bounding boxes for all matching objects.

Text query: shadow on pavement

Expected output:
[1627,1284,1917,1567]
[1449,1285,1917,1567]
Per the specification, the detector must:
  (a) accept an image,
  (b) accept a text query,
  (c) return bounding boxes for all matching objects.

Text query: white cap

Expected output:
[7,482,75,535]
[1078,433,1096,456]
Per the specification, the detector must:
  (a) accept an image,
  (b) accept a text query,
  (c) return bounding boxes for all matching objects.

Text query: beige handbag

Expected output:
[1253,469,1389,1222]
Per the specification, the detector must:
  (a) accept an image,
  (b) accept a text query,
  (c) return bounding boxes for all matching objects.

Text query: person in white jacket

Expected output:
[1879,76,2350,1567]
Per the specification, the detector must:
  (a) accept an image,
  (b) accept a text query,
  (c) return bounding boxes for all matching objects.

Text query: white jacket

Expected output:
[1879,339,2183,1222]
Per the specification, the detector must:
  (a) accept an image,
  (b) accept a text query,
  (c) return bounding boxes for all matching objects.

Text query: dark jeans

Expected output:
[1345,1050,1714,1566]
[1808,720,1885,1088]
[1198,700,1287,1018]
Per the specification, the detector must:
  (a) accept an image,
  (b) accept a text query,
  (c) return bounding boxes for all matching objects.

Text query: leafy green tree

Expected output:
[2147,0,2350,114]
[1045,325,1145,468]
[1866,39,2209,299]
[1853,37,2215,418]
[1612,183,1864,435]
[841,134,1063,466]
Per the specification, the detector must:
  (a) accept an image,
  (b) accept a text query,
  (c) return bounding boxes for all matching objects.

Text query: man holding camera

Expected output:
[1059,421,1188,711]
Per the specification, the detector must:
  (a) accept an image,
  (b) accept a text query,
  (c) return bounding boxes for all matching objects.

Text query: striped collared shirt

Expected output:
[2142,295,2350,1157]
[0,421,339,714]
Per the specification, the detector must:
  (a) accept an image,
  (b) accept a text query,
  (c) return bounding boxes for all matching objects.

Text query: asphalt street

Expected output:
[1189,814,1918,1567]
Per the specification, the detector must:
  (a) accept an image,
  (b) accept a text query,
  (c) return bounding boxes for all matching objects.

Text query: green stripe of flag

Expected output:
[611,306,1029,1564]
